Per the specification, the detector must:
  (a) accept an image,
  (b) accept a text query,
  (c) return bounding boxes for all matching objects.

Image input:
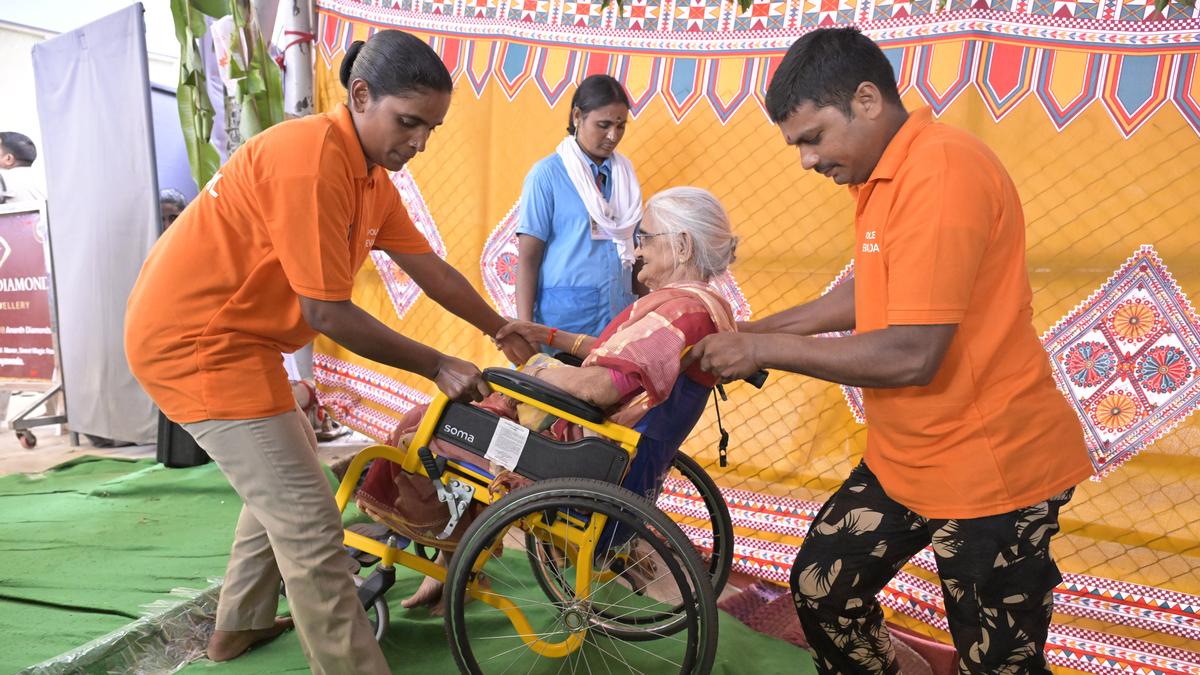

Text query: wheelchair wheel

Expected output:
[526,452,733,640]
[280,570,390,643]
[444,478,717,674]
[663,452,734,598]
[352,573,390,642]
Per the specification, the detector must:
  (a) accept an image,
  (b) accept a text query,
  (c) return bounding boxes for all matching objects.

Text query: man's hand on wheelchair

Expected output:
[687,333,762,384]
[433,354,492,402]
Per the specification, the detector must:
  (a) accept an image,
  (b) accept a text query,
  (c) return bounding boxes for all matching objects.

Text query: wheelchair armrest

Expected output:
[551,351,583,367]
[483,367,606,424]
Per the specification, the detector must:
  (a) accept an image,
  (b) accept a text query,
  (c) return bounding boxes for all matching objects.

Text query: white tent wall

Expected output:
[32,3,159,444]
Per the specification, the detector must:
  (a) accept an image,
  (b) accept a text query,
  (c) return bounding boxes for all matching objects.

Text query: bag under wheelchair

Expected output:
[331,367,743,674]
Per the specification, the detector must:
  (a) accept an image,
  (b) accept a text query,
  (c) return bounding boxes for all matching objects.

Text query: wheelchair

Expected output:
[332,367,745,674]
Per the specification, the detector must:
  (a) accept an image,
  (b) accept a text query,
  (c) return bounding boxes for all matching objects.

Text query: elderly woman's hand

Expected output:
[496,320,552,348]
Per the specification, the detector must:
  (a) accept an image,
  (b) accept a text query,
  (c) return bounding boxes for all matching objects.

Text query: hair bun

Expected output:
[340,41,366,88]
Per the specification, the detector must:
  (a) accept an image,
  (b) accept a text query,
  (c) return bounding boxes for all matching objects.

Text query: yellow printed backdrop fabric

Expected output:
[313,1,1200,671]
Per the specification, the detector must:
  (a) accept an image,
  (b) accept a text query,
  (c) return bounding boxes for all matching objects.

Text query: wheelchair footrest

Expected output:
[358,565,395,609]
[346,522,411,567]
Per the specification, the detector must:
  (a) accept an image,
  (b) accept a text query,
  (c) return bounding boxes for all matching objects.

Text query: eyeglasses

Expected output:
[633,231,672,248]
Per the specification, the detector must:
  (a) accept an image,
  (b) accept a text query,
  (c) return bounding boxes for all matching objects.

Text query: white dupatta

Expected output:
[555,136,642,267]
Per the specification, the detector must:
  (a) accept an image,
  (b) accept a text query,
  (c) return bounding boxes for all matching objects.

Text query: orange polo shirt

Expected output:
[126,104,432,423]
[851,107,1093,519]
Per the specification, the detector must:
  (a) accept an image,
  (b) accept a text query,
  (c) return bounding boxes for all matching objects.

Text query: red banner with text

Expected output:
[0,206,55,386]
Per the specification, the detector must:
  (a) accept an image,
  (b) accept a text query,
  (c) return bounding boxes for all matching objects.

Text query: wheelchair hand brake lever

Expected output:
[419,445,447,480]
[418,446,474,540]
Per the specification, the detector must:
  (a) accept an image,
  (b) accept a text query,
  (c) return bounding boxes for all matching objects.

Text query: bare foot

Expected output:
[400,574,445,610]
[207,616,294,662]
[433,572,490,617]
[402,552,449,612]
[429,596,447,618]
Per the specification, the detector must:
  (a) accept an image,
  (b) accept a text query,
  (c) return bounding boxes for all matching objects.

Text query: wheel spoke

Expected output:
[446,482,715,674]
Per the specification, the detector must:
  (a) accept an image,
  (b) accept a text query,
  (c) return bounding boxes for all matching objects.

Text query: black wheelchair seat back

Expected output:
[433,402,629,484]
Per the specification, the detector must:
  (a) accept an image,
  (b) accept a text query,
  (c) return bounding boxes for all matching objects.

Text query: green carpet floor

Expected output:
[178,552,816,674]
[1,457,243,673]
[1,457,815,674]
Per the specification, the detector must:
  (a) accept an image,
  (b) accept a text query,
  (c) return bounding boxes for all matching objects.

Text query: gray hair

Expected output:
[644,186,738,281]
[160,188,188,209]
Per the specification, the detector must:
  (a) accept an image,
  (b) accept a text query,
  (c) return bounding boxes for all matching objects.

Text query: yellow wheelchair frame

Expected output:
[330,367,719,674]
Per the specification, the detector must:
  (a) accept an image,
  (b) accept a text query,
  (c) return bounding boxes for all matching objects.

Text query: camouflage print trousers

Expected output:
[790,462,1074,675]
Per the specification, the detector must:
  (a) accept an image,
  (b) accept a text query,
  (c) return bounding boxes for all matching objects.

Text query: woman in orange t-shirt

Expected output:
[125,31,533,673]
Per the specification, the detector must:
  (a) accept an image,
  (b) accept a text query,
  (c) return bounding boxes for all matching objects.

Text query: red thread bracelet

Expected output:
[546,327,558,346]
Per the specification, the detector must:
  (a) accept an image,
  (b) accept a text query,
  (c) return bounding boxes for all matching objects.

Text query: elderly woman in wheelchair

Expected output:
[334,187,746,674]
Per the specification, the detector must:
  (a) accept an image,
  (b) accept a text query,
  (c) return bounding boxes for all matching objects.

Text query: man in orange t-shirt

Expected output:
[126,32,533,674]
[691,28,1093,674]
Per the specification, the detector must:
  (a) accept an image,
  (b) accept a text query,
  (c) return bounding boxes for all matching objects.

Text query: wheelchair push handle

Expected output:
[745,369,768,389]
[678,344,769,389]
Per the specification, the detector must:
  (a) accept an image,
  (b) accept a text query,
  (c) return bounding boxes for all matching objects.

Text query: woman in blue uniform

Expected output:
[514,74,644,338]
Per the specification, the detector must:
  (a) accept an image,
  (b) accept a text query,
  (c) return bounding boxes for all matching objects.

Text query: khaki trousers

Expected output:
[184,409,391,675]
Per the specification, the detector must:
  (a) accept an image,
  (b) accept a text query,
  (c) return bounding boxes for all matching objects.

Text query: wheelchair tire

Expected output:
[280,573,390,643]
[444,478,718,675]
[525,452,734,641]
[666,452,734,598]
[352,573,391,642]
